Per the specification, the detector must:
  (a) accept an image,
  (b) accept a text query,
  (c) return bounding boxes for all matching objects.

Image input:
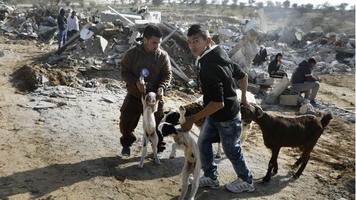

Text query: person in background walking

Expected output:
[57,8,67,49]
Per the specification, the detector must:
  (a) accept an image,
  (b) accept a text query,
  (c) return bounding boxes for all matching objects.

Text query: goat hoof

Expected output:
[293,173,300,179]
[262,176,271,183]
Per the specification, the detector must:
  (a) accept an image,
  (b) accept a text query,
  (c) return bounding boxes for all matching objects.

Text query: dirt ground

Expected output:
[0,37,354,200]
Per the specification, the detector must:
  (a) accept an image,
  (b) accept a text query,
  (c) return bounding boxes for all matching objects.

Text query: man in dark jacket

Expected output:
[181,24,254,193]
[268,53,287,78]
[252,45,267,66]
[57,8,67,49]
[120,25,172,156]
[291,58,321,106]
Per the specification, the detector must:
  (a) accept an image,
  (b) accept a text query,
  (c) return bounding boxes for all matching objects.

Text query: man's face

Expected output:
[143,36,161,53]
[188,34,210,57]
[277,55,282,62]
[72,12,76,17]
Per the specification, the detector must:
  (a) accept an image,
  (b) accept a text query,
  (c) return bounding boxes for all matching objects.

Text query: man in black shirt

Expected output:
[181,25,254,193]
[268,53,287,78]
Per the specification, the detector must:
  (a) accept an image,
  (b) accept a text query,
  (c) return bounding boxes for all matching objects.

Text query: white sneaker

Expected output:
[157,152,163,159]
[225,179,255,193]
[190,176,219,189]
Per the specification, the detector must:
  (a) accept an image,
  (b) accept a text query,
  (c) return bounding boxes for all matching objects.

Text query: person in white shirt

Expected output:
[67,10,79,39]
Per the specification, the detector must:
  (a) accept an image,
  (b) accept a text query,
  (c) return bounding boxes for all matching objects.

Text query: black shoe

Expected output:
[310,100,320,107]
[121,146,130,156]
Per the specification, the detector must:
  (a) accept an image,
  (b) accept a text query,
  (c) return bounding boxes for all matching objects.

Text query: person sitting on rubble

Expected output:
[252,45,267,66]
[119,25,172,157]
[268,53,288,78]
[57,8,67,49]
[291,58,321,107]
[67,10,79,39]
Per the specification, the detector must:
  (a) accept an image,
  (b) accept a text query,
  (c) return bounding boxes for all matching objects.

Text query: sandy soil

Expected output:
[0,37,354,200]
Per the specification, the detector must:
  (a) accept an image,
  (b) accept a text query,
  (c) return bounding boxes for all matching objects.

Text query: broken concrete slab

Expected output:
[247,83,260,94]
[264,76,289,105]
[256,77,274,86]
[299,102,315,114]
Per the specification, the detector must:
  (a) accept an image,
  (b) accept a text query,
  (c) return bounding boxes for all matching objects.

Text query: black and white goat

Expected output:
[161,89,255,159]
[158,106,201,200]
[139,76,162,168]
[241,104,333,182]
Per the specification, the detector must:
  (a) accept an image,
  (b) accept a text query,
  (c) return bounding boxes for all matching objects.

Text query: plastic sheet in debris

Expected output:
[80,28,94,40]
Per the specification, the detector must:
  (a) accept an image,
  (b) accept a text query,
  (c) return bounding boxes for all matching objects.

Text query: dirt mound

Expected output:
[10,64,38,91]
[11,64,79,92]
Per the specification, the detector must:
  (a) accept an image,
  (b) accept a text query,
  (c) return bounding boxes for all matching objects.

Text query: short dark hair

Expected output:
[275,53,283,60]
[143,25,163,39]
[187,24,208,40]
[308,58,316,65]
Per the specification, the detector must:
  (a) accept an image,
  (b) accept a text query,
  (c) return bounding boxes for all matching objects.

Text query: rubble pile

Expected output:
[4,3,354,123]
[0,3,60,41]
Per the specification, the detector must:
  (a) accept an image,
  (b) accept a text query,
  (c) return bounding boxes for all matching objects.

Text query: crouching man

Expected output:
[181,24,255,193]
[291,58,321,106]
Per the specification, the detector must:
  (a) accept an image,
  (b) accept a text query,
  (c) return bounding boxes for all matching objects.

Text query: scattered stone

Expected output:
[102,96,116,103]
[329,172,342,179]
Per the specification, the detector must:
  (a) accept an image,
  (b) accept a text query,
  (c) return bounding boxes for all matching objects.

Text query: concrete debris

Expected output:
[102,96,116,103]
[299,101,315,114]
[264,76,290,105]
[80,28,94,40]
[5,4,353,124]
[83,79,100,88]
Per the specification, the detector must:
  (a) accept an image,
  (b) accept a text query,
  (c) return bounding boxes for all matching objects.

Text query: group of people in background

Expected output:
[253,46,320,106]
[57,8,79,49]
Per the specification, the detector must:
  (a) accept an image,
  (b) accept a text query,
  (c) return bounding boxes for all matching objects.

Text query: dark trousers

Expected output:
[67,30,78,39]
[119,94,166,152]
[270,70,288,78]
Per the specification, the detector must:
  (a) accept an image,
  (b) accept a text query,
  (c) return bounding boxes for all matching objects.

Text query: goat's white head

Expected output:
[145,92,157,106]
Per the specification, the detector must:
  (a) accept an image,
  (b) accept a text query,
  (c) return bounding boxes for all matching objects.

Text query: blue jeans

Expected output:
[58,29,67,49]
[198,115,253,184]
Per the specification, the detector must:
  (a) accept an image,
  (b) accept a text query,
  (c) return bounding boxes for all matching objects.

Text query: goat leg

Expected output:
[215,142,222,158]
[189,159,201,200]
[294,152,311,179]
[263,147,280,182]
[169,142,177,159]
[271,148,280,176]
[179,162,189,200]
[292,157,303,169]
[151,133,160,165]
[139,135,148,168]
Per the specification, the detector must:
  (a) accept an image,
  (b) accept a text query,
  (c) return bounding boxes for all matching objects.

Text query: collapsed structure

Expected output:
[1,2,354,122]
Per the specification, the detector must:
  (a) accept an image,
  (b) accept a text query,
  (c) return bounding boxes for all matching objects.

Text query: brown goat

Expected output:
[241,104,333,182]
